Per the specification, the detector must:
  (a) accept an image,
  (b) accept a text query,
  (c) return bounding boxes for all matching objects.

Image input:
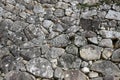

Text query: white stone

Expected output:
[89,72,98,78]
[65,8,73,16]
[88,37,98,44]
[83,0,99,5]
[81,67,90,73]
[105,10,120,20]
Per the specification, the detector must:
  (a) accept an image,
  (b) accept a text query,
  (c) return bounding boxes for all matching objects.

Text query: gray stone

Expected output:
[81,61,89,67]
[38,0,58,4]
[33,3,45,14]
[81,10,97,19]
[43,20,54,29]
[56,2,69,9]
[74,35,87,47]
[103,75,114,80]
[102,48,113,59]
[64,70,89,80]
[26,57,53,78]
[27,16,36,24]
[99,30,120,39]
[82,0,99,5]
[49,34,70,47]
[84,31,97,38]
[112,49,120,62]
[54,67,64,79]
[89,72,99,78]
[105,10,120,20]
[65,8,73,16]
[0,55,26,73]
[80,45,101,60]
[90,77,103,80]
[66,44,78,55]
[66,25,80,33]
[58,54,75,70]
[90,60,120,76]
[88,37,98,44]
[4,71,35,80]
[0,48,11,60]
[0,7,4,16]
[99,39,113,48]
[54,9,64,17]
[72,58,81,69]
[20,47,41,60]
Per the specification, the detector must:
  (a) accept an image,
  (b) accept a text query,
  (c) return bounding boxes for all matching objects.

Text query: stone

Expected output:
[26,16,36,24]
[82,0,99,5]
[0,55,26,73]
[84,31,97,38]
[66,25,80,33]
[99,30,120,39]
[81,10,97,19]
[49,34,70,47]
[65,8,73,16]
[90,60,120,76]
[102,48,113,59]
[74,35,87,47]
[24,0,32,3]
[64,70,89,80]
[33,3,45,14]
[43,20,54,29]
[38,0,58,4]
[90,77,103,80]
[20,47,41,60]
[45,47,65,59]
[0,7,4,16]
[54,9,64,17]
[54,67,64,79]
[89,72,99,78]
[81,61,89,67]
[81,67,90,73]
[105,10,120,20]
[88,37,98,44]
[56,2,69,9]
[112,49,120,62]
[72,58,81,69]
[4,71,35,80]
[99,39,113,48]
[103,75,114,80]
[58,54,75,70]
[80,45,101,60]
[26,57,53,78]
[65,44,78,55]
[0,48,11,60]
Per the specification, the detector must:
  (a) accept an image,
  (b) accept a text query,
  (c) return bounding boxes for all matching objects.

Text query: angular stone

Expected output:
[20,47,41,60]
[58,54,75,70]
[99,30,120,39]
[49,34,70,47]
[33,4,45,14]
[102,48,113,59]
[99,39,113,48]
[66,44,78,55]
[89,72,99,78]
[88,37,98,44]
[83,0,99,5]
[26,57,53,78]
[26,16,36,24]
[105,10,120,20]
[4,71,35,80]
[80,45,101,60]
[56,2,69,9]
[112,49,120,62]
[90,60,120,76]
[64,70,89,80]
[74,35,87,47]
[54,67,64,79]
[0,55,26,73]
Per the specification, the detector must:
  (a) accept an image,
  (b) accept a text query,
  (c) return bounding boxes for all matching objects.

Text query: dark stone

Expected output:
[112,49,120,62]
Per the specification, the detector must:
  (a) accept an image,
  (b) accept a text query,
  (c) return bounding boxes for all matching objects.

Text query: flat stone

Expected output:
[105,10,120,20]
[99,30,120,39]
[102,48,113,59]
[54,67,64,79]
[66,44,78,55]
[4,71,35,80]
[80,45,101,60]
[54,9,64,17]
[64,70,89,80]
[56,2,69,9]
[90,60,120,76]
[90,77,103,80]
[89,72,99,78]
[112,49,120,62]
[49,34,70,47]
[88,37,98,44]
[99,39,113,48]
[74,35,87,47]
[33,3,45,14]
[26,57,53,78]
[103,75,114,80]
[82,0,99,5]
[81,67,90,73]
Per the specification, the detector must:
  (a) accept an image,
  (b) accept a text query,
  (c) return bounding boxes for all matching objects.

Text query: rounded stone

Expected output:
[112,49,120,62]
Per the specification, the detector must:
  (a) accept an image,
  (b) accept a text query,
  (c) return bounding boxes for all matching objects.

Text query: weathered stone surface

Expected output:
[112,49,120,62]
[26,57,53,78]
[105,10,120,20]
[49,34,70,47]
[90,60,120,76]
[66,44,78,55]
[103,75,114,80]
[74,35,87,47]
[54,9,64,17]
[43,20,54,29]
[99,39,113,48]
[90,77,103,80]
[89,72,99,78]
[64,70,89,80]
[88,37,98,44]
[102,48,113,59]
[99,30,120,39]
[4,71,35,80]
[80,45,101,60]
[54,67,64,79]
[82,0,99,5]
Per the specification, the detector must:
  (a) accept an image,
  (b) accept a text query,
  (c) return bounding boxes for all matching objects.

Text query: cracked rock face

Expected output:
[26,57,53,78]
